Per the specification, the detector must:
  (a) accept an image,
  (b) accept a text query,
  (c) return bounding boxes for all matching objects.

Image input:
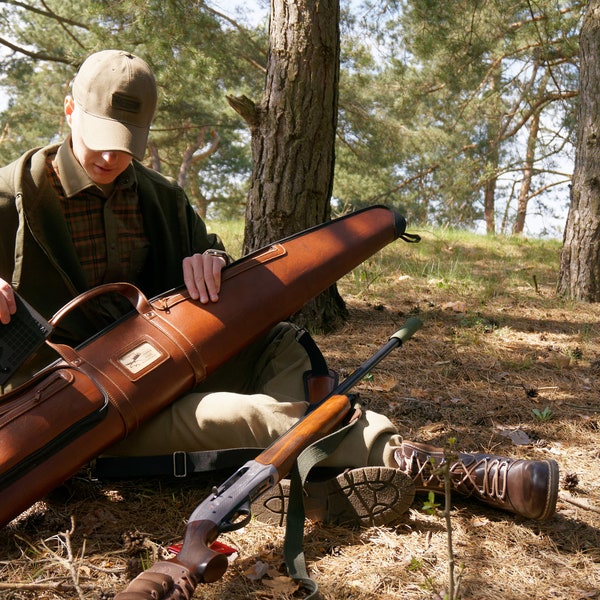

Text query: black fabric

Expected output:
[296,328,329,377]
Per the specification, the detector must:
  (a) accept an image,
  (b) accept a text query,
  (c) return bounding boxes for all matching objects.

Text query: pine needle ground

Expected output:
[1,228,599,599]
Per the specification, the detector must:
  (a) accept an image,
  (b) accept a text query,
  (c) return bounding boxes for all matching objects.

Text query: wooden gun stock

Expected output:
[255,394,352,479]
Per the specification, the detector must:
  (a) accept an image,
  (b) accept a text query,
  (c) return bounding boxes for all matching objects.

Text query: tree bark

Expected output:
[557,0,600,300]
[230,0,347,331]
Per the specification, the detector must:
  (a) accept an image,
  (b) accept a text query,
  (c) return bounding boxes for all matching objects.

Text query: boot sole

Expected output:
[252,466,415,528]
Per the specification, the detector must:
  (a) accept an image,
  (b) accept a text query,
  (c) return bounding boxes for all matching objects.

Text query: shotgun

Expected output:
[114,317,423,600]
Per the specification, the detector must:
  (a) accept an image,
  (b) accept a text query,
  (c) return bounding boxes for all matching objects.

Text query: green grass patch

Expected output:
[208,218,563,305]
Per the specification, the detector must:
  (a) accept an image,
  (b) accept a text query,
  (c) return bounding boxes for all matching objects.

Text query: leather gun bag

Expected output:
[0,205,416,527]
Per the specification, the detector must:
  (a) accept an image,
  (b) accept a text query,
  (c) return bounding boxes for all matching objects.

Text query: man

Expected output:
[0,49,558,528]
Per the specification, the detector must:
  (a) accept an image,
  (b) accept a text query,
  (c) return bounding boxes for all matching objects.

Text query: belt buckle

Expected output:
[172,451,187,478]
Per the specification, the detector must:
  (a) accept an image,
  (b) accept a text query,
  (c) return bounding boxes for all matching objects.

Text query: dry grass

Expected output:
[2,228,600,599]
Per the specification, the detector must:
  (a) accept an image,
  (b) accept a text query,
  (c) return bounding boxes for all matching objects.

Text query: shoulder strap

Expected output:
[284,399,362,598]
[94,327,337,479]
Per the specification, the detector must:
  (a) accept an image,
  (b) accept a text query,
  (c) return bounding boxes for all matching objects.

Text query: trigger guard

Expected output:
[219,500,251,533]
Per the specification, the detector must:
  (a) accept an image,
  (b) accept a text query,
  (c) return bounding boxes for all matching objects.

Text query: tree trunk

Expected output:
[483,169,498,235]
[483,64,503,235]
[557,0,600,301]
[512,107,541,235]
[513,65,549,236]
[231,0,347,332]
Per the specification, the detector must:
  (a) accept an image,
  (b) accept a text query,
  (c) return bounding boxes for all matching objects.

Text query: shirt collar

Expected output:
[53,135,137,198]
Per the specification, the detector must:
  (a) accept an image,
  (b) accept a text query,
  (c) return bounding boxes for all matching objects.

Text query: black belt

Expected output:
[93,447,263,479]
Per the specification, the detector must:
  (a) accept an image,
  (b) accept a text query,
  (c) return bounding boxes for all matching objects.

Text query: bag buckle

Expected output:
[172,451,188,478]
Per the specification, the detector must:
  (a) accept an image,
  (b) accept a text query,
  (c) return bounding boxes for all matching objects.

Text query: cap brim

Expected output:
[79,110,149,161]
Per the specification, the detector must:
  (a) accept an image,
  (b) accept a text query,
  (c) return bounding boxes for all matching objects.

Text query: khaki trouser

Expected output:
[108,323,402,469]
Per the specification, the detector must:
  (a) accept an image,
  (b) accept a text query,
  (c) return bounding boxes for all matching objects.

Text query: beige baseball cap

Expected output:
[72,50,157,160]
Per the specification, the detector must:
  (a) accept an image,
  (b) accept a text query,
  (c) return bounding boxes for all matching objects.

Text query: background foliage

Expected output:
[0,0,583,235]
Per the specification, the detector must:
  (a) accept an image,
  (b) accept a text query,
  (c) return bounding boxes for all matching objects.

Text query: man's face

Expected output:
[66,99,133,185]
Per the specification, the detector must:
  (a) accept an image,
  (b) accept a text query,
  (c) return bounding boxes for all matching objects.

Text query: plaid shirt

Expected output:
[47,141,149,288]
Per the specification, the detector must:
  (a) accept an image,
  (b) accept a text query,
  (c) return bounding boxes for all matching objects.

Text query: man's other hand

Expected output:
[182,252,227,303]
[0,279,16,324]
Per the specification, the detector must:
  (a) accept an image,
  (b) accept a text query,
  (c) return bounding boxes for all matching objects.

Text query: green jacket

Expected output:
[0,142,224,381]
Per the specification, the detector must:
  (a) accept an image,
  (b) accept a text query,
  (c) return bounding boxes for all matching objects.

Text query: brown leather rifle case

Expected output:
[0,205,418,527]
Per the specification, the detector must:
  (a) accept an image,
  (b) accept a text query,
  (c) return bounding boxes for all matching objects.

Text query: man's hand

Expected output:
[182,252,227,303]
[0,279,16,324]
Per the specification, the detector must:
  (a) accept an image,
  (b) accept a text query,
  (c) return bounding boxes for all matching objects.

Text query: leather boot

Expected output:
[394,441,559,521]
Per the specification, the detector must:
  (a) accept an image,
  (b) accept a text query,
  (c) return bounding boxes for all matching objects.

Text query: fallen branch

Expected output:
[559,492,600,515]
[39,516,88,599]
[0,582,96,591]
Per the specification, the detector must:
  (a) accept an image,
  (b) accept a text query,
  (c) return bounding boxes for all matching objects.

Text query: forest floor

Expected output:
[1,227,600,599]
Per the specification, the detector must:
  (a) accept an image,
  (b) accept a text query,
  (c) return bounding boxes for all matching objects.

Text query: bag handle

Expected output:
[47,282,154,368]
[48,282,153,328]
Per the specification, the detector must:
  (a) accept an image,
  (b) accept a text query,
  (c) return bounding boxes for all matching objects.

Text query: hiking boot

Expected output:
[394,441,559,521]
[252,466,415,528]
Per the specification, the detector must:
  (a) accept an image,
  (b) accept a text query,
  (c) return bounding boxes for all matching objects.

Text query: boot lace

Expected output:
[409,452,509,501]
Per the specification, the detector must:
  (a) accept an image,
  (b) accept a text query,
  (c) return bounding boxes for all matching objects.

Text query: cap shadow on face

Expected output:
[64,98,134,186]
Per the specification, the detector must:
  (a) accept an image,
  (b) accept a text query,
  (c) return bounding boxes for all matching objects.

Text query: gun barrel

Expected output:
[312,316,423,405]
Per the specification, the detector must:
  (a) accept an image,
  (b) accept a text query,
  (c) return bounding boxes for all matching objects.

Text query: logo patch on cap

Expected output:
[112,93,142,114]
